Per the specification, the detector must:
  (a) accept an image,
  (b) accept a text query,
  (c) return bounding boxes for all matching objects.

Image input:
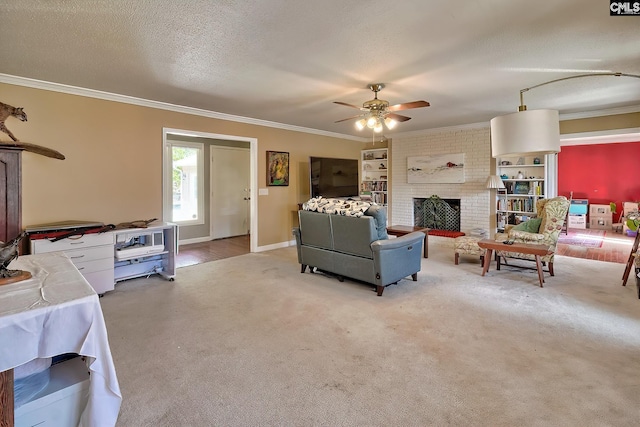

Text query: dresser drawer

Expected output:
[31,233,114,253]
[63,245,113,264]
[72,257,113,274]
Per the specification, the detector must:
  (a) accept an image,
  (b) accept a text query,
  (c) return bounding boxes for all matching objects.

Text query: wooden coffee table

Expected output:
[476,239,553,287]
[386,225,429,258]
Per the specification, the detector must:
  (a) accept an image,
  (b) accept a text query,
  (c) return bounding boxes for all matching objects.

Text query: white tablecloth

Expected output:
[0,252,121,427]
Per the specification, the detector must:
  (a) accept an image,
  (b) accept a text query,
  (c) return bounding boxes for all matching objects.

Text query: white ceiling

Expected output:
[1,0,639,139]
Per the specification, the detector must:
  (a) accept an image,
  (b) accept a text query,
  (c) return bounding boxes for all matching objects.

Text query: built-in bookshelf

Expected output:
[496,154,547,231]
[360,148,388,205]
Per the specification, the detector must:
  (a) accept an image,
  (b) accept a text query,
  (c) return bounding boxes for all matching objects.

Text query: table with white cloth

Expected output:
[0,252,121,427]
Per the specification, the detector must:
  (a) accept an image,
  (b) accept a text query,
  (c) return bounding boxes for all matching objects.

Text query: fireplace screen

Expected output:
[414,196,460,231]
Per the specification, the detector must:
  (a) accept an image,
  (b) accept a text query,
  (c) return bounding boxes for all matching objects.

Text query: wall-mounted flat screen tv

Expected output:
[309,156,359,199]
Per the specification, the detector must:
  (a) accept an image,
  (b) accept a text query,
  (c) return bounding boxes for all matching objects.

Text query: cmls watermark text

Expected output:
[610,1,640,15]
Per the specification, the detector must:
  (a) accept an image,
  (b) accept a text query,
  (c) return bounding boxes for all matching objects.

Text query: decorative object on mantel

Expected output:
[0,101,65,160]
[0,232,31,285]
[407,153,465,183]
[490,72,640,158]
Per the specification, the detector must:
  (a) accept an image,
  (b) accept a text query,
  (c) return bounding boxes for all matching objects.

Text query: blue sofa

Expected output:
[292,206,423,296]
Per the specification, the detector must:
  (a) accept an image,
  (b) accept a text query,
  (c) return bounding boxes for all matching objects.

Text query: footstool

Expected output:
[454,236,486,265]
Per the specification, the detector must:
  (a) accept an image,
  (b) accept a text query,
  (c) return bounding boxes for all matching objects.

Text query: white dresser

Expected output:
[30,233,115,294]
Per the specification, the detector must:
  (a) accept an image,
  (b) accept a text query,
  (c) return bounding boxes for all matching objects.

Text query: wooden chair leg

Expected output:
[455,253,459,265]
[548,262,554,276]
[411,273,417,281]
[376,285,384,296]
[480,255,484,266]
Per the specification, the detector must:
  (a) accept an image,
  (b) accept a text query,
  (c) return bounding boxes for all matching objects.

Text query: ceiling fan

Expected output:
[334,83,430,132]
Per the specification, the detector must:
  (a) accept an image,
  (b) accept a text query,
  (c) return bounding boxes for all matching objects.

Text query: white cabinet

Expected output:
[496,154,549,232]
[31,232,115,294]
[361,148,388,205]
[29,222,178,294]
[113,223,178,284]
[15,357,90,427]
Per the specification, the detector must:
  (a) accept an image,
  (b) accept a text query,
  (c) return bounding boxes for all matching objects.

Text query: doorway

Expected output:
[162,128,258,254]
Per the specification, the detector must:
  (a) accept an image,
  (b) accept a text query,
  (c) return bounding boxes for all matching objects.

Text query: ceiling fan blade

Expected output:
[385,112,412,122]
[335,114,364,123]
[333,101,362,110]
[387,100,430,112]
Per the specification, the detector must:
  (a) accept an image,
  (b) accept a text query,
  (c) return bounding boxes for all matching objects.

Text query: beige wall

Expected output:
[1,83,362,248]
[560,112,640,134]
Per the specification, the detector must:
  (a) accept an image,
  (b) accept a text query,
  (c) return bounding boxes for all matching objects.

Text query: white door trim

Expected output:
[163,127,258,253]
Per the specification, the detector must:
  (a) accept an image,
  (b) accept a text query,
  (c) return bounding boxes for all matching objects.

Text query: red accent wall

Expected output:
[558,141,640,222]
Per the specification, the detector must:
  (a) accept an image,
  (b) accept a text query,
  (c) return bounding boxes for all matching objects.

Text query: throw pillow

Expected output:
[364,204,389,240]
[511,217,542,233]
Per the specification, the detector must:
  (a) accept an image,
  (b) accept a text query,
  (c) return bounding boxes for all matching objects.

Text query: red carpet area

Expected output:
[428,230,466,238]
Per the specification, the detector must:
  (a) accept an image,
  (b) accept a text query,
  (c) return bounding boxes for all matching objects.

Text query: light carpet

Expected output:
[100,237,640,426]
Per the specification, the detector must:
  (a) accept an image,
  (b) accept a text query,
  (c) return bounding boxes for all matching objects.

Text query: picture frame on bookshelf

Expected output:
[514,181,530,194]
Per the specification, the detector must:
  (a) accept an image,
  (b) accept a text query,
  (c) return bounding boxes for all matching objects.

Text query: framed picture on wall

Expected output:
[267,151,289,186]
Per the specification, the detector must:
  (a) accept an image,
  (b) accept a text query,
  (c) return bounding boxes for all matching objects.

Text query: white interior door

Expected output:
[210,146,250,239]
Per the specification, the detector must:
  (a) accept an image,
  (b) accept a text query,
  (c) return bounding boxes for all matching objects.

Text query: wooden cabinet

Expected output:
[0,148,22,245]
[361,148,388,205]
[496,154,549,232]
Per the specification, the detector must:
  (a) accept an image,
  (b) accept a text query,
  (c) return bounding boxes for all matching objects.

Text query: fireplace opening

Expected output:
[413,196,461,231]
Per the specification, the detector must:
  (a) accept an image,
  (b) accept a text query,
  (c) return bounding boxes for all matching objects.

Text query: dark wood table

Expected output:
[476,239,553,287]
[386,225,429,258]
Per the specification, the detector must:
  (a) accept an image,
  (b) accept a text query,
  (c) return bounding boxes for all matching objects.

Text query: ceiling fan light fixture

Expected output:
[384,117,397,130]
[366,116,378,129]
[334,83,431,133]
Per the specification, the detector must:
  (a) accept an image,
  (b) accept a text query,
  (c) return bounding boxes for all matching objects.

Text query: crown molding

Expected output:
[392,105,640,139]
[0,73,365,142]
[3,73,636,143]
[560,128,640,146]
[559,104,640,120]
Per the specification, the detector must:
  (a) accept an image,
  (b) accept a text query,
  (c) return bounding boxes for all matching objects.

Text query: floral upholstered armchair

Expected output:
[497,196,570,276]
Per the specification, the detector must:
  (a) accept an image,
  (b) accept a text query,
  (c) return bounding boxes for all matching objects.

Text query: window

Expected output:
[164,139,204,225]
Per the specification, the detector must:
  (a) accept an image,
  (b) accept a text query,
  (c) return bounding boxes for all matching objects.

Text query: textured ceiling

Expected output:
[1,0,639,138]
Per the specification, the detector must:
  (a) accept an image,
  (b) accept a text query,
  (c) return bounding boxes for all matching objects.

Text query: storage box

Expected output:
[589,217,612,230]
[589,204,611,216]
[15,357,90,427]
[569,199,588,215]
[568,214,587,229]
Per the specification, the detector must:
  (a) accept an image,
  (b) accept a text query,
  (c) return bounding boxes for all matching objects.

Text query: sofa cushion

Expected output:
[330,215,377,258]
[298,211,333,250]
[364,205,389,240]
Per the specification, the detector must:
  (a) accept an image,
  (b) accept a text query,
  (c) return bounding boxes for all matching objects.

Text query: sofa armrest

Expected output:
[371,232,423,286]
[371,231,424,252]
[508,230,545,242]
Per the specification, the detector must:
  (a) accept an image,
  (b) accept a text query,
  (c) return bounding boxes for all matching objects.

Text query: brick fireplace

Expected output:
[388,127,492,234]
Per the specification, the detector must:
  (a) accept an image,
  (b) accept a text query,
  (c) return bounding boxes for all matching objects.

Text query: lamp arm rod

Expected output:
[518,72,640,111]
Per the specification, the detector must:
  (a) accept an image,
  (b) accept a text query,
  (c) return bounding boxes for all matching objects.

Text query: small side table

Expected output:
[386,225,429,258]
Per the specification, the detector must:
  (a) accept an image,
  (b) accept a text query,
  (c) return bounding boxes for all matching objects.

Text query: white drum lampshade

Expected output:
[490,109,560,158]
